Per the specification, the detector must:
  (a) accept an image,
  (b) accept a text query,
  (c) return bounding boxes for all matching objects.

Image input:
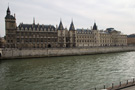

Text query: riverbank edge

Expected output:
[106,80,135,90]
[0,46,135,60]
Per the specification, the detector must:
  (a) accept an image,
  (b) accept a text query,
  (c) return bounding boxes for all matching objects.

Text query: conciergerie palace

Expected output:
[5,7,127,48]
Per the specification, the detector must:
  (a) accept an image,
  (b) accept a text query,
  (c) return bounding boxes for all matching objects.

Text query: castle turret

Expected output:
[93,22,98,30]
[5,6,15,20]
[57,20,64,30]
[69,20,76,47]
[69,21,75,31]
[7,7,10,15]
[92,22,100,46]
[5,6,17,48]
[57,20,66,47]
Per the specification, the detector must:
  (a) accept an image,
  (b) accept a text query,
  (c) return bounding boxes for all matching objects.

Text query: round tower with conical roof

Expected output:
[69,20,76,47]
[57,20,66,47]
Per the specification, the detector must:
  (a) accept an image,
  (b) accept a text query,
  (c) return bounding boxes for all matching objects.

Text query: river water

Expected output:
[0,52,135,90]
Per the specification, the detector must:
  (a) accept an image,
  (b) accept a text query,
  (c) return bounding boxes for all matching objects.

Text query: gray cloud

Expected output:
[0,0,135,37]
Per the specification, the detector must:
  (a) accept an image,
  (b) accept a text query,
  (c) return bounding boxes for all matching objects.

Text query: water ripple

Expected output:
[0,52,135,90]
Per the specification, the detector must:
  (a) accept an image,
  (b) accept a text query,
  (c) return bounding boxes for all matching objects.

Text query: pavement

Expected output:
[106,81,135,90]
[121,86,135,90]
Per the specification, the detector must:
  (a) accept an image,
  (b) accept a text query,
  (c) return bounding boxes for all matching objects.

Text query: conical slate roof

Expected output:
[7,7,10,13]
[69,21,75,31]
[58,20,64,30]
[93,22,98,30]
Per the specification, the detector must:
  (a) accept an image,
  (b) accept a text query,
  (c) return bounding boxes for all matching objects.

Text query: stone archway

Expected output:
[48,44,51,48]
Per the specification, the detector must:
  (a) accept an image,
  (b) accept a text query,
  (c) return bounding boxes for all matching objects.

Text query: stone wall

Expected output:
[1,46,135,59]
[127,37,135,45]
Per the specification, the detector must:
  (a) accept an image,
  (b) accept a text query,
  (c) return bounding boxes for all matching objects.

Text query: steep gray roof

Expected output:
[18,23,56,31]
[69,21,75,30]
[93,23,98,30]
[127,34,135,38]
[57,21,64,30]
[5,15,15,19]
[77,29,92,34]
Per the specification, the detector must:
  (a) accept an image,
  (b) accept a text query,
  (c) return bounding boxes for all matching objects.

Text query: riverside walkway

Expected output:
[121,86,135,90]
[94,79,135,90]
[106,79,135,90]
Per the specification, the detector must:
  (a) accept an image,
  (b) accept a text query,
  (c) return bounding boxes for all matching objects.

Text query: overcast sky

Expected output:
[0,0,135,37]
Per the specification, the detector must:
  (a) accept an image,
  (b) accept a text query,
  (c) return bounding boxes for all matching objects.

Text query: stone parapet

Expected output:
[0,46,135,59]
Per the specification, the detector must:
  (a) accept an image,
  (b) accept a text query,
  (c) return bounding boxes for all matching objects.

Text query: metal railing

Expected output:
[107,79,135,90]
[93,78,135,90]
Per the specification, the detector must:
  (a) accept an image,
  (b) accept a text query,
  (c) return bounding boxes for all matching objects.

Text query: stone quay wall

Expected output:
[0,46,135,59]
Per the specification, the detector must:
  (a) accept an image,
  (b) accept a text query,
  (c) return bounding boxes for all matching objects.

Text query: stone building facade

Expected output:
[127,34,135,45]
[0,37,6,48]
[5,7,127,48]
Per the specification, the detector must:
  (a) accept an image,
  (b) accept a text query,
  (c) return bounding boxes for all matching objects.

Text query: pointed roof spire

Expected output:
[92,22,98,30]
[58,19,64,30]
[5,5,16,19]
[7,6,10,11]
[69,20,75,31]
[7,5,10,15]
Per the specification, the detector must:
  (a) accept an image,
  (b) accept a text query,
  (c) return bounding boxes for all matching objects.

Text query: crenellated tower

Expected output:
[5,6,17,48]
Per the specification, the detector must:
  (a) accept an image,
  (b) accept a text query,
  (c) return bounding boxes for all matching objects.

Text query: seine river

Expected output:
[0,52,135,90]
